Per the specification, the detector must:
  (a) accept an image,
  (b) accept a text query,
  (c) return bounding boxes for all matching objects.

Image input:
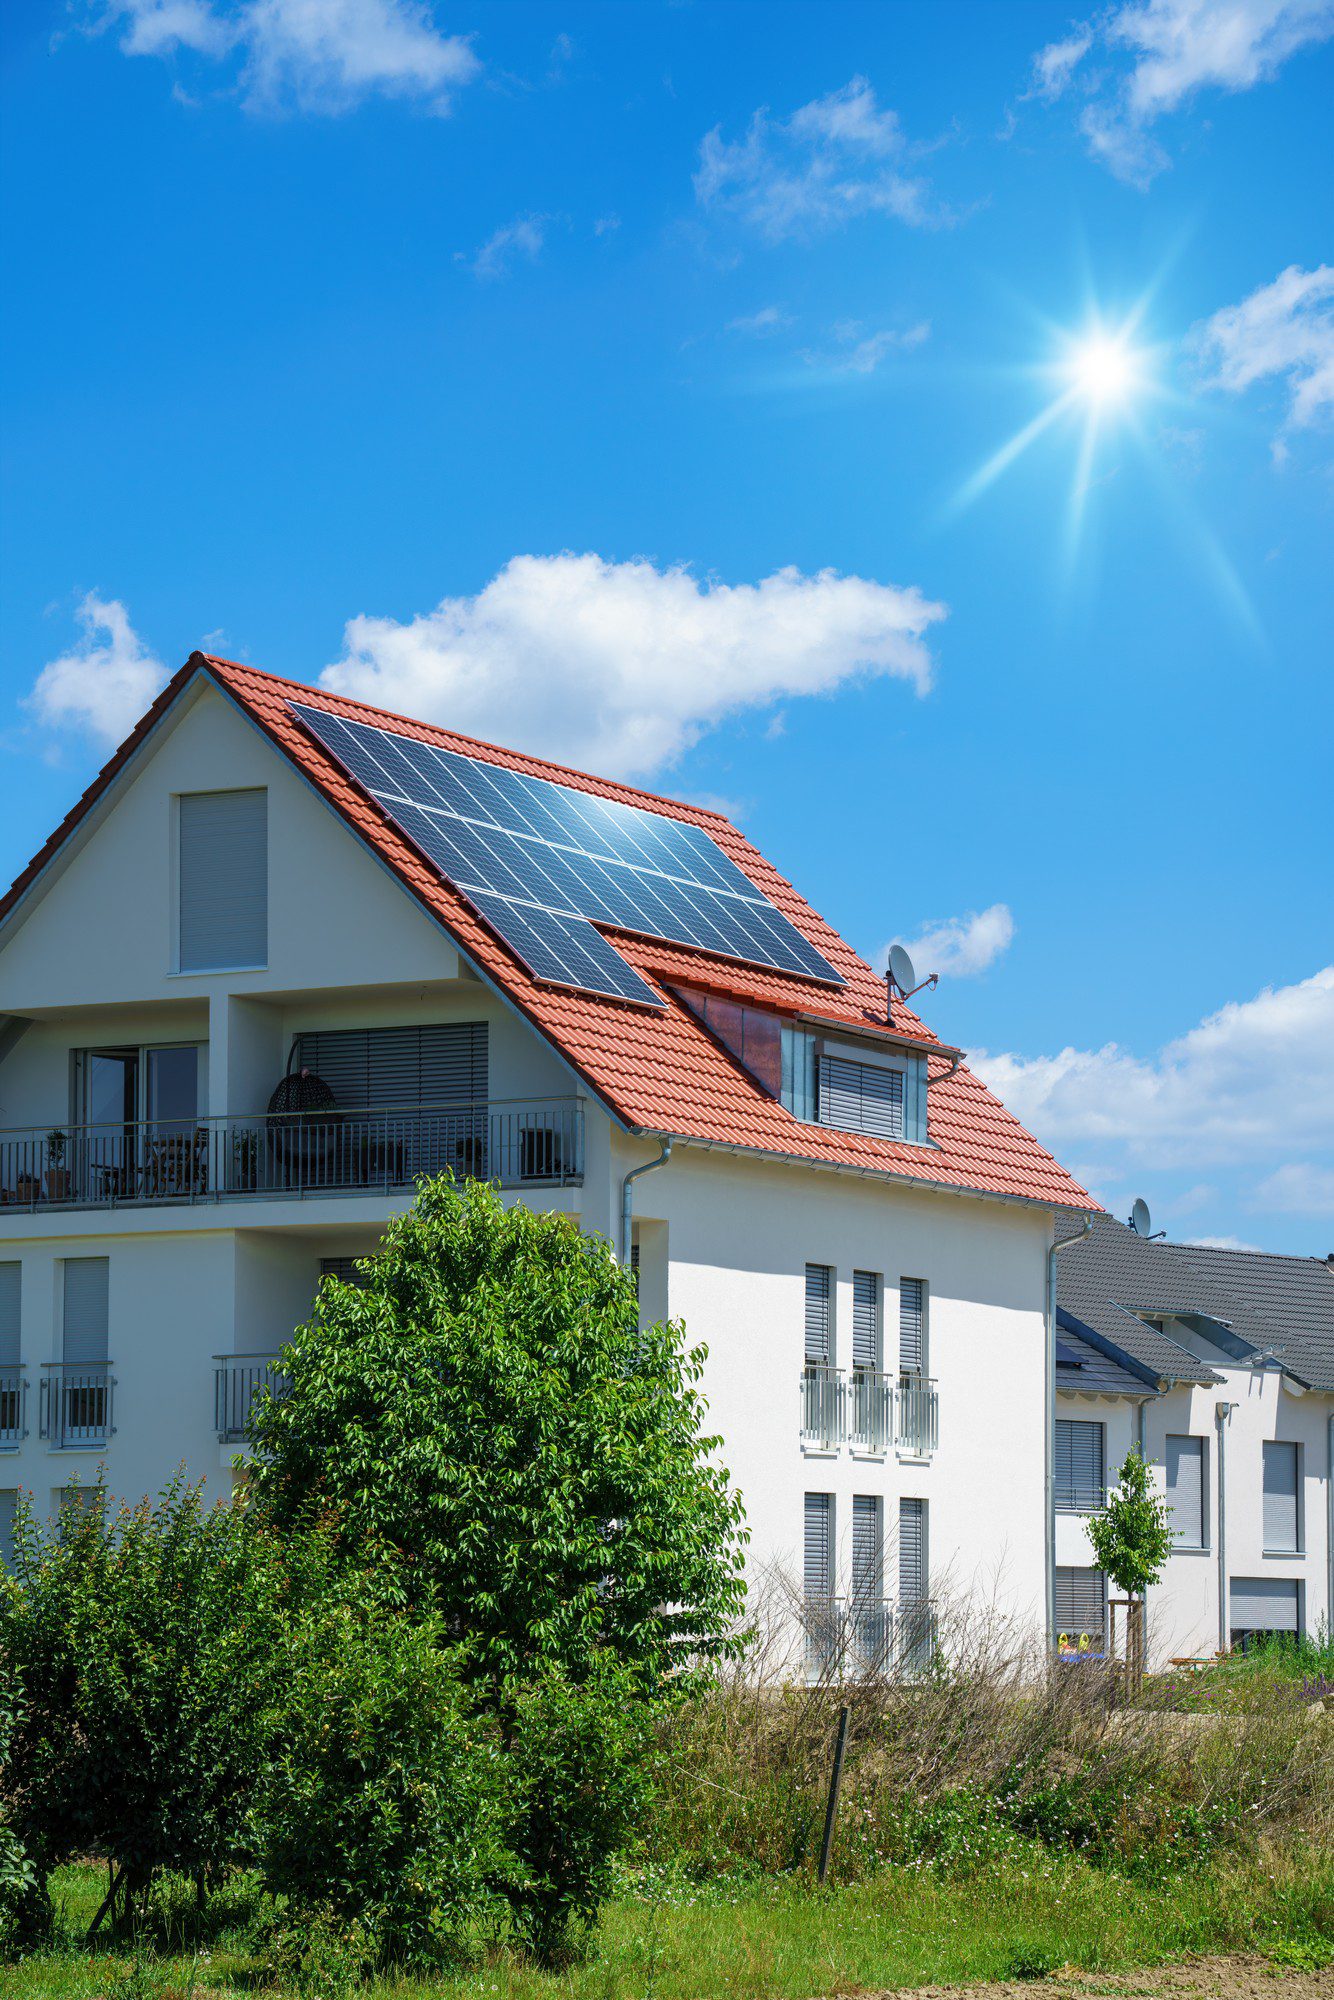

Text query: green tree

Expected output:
[1086,1449,1175,1602]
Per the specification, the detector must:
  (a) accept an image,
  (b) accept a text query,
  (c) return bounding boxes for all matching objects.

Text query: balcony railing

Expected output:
[0,1098,585,1212]
[1055,1484,1108,1515]
[40,1363,114,1447]
[214,1355,290,1443]
[800,1366,939,1456]
[0,1366,26,1445]
[801,1596,937,1679]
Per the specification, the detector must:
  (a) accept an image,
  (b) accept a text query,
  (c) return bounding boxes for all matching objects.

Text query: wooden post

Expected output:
[817,1703,850,1887]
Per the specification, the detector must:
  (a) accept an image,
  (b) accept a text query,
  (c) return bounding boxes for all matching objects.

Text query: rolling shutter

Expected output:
[179,789,268,972]
[898,1496,927,1603]
[1262,1442,1299,1553]
[1055,1418,1105,1512]
[0,1490,15,1569]
[804,1263,832,1365]
[1054,1566,1106,1643]
[320,1256,371,1290]
[1230,1577,1299,1634]
[899,1279,925,1376]
[62,1259,109,1365]
[293,1023,488,1108]
[804,1492,833,1598]
[1166,1435,1206,1549]
[852,1271,879,1369]
[852,1494,882,1600]
[0,1266,19,1369]
[819,1055,904,1139]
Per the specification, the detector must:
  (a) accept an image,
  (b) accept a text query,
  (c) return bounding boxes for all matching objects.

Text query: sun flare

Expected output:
[1066,332,1140,406]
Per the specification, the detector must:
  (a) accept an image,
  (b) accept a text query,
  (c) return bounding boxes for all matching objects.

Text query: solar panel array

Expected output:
[291,703,844,1007]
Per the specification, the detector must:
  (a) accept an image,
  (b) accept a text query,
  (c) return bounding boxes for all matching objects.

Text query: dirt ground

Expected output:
[838,1955,1334,1999]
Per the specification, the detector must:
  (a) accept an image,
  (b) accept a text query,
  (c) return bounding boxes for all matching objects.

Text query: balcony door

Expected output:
[73,1045,200,1197]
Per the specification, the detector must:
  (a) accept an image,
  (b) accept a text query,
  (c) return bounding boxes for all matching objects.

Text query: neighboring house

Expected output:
[1055,1213,1334,1662]
[0,652,1097,1665]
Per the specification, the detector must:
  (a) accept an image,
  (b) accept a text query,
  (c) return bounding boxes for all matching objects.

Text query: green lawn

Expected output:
[9,1843,1333,2000]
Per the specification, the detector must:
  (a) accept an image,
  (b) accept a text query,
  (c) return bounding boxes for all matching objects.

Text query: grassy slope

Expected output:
[9,1844,1333,2000]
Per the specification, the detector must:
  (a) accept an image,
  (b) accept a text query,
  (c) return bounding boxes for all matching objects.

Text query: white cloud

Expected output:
[1030,0,1334,186]
[694,76,945,239]
[24,595,168,748]
[726,306,792,337]
[319,552,946,779]
[1251,1161,1334,1217]
[96,0,479,114]
[1191,264,1334,440]
[972,966,1334,1169]
[880,903,1015,981]
[1187,1233,1265,1251]
[468,214,548,281]
[807,320,931,376]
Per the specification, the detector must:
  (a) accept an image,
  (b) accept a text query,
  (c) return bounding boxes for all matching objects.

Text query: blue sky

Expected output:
[2,0,1331,1251]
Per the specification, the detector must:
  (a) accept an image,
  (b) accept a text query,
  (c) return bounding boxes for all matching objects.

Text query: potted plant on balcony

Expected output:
[231,1125,261,1195]
[45,1127,70,1201]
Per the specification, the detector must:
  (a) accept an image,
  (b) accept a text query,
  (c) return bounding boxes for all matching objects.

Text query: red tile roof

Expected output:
[0,653,1097,1213]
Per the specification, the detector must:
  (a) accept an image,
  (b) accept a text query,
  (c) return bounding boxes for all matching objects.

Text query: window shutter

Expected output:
[62,1259,109,1365]
[0,1490,15,1570]
[1166,1435,1205,1548]
[819,1055,904,1139]
[1055,1418,1105,1511]
[804,1263,832,1364]
[1054,1565,1106,1642]
[179,789,267,971]
[0,1265,19,1369]
[320,1256,371,1290]
[899,1279,925,1376]
[852,1493,882,1600]
[1262,1442,1299,1552]
[1230,1576,1299,1635]
[803,1492,832,1598]
[293,1023,489,1108]
[852,1271,879,1370]
[898,1496,927,1603]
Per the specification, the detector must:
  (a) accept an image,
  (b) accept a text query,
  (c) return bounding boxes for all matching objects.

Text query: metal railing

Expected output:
[802,1596,937,1679]
[40,1363,114,1447]
[0,1366,26,1445]
[214,1355,290,1442]
[800,1367,939,1455]
[0,1097,585,1212]
[1055,1484,1108,1515]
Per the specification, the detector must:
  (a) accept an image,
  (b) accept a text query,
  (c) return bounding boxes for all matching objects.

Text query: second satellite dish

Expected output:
[1130,1197,1153,1238]
[888,943,917,996]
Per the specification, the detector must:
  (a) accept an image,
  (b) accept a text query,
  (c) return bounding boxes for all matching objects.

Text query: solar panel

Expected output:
[290,703,845,1006]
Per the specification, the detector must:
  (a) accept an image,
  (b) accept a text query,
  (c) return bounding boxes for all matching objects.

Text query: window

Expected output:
[899,1496,928,1603]
[1262,1442,1300,1554]
[818,1048,928,1143]
[804,1263,833,1366]
[0,1490,16,1569]
[0,1265,21,1445]
[803,1492,833,1599]
[75,1045,202,1130]
[63,1258,109,1367]
[1231,1577,1300,1650]
[852,1494,883,1604]
[46,1258,111,1447]
[852,1271,880,1371]
[1055,1418,1106,1513]
[56,1484,104,1537]
[178,788,268,971]
[319,1256,372,1290]
[292,1023,488,1108]
[671,987,816,1119]
[898,1278,927,1377]
[1055,1566,1107,1655]
[1166,1434,1207,1550]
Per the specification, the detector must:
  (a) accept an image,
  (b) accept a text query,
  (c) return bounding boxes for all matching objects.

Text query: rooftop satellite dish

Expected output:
[888,943,917,997]
[1130,1197,1152,1238]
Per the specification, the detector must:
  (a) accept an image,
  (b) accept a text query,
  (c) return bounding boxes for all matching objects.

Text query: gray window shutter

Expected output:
[293,1023,489,1108]
[0,1266,19,1368]
[62,1259,109,1365]
[1055,1419,1105,1511]
[1054,1565,1106,1642]
[804,1492,832,1598]
[899,1279,925,1376]
[179,789,268,972]
[1262,1442,1299,1552]
[819,1055,905,1140]
[1230,1576,1299,1635]
[804,1264,831,1365]
[320,1256,370,1290]
[852,1493,882,1600]
[898,1496,927,1603]
[0,1489,15,1569]
[852,1271,879,1369]
[1166,1435,1205,1548]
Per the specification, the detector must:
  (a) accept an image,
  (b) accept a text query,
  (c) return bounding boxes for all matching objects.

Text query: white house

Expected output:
[1055,1213,1334,1662]
[0,648,1196,1669]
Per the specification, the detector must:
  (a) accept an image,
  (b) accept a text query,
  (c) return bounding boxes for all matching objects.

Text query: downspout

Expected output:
[1137,1398,1149,1664]
[1215,1401,1236,1654]
[1046,1215,1093,1649]
[1327,1412,1333,1646]
[620,1138,673,1264]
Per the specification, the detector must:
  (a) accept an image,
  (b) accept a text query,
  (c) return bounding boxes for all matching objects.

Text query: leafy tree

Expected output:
[246,1176,748,1704]
[1086,1449,1175,1602]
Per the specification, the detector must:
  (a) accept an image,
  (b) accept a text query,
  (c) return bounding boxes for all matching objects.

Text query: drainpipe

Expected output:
[1137,1398,1149,1664]
[1327,1412,1333,1644]
[1046,1215,1093,1648]
[620,1138,672,1264]
[1215,1401,1237,1654]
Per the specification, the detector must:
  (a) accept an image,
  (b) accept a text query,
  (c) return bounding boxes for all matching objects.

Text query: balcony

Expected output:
[0,1097,585,1213]
[0,1367,26,1445]
[799,1366,939,1456]
[215,1355,290,1443]
[801,1596,937,1679]
[40,1363,115,1447]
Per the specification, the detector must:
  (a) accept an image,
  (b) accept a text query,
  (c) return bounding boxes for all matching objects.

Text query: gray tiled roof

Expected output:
[1055,1322,1157,1400]
[1056,1212,1334,1395]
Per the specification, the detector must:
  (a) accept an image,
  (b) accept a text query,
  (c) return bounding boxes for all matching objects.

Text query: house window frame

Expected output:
[1261,1439,1303,1557]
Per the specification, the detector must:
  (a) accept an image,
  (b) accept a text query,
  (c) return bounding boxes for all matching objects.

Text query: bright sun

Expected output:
[1066,332,1140,406]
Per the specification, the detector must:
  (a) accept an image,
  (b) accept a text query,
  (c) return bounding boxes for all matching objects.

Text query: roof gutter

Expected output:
[1047,1216,1093,1651]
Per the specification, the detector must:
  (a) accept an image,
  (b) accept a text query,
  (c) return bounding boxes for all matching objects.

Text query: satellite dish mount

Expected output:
[1129,1197,1166,1242]
[886,942,939,1010]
